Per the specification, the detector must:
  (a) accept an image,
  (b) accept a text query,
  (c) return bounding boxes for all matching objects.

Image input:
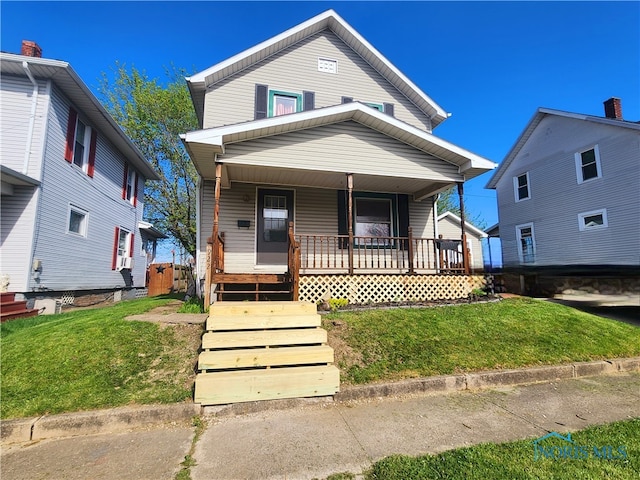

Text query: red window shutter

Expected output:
[112,227,120,270]
[129,233,135,258]
[122,164,128,200]
[87,130,97,177]
[133,172,139,207]
[64,108,78,163]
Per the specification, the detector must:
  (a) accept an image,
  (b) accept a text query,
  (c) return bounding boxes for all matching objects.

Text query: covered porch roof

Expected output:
[182,102,496,200]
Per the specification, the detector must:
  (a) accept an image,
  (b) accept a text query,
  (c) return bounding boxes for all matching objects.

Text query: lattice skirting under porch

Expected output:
[298,274,486,304]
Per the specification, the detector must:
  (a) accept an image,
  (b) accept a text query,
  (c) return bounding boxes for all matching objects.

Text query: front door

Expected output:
[257,189,294,265]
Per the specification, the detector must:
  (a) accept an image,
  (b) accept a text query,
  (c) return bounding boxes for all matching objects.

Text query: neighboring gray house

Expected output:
[182,10,496,305]
[486,98,640,295]
[437,212,486,273]
[0,41,159,307]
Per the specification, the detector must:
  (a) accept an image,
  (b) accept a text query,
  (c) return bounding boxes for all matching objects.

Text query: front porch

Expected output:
[205,220,484,305]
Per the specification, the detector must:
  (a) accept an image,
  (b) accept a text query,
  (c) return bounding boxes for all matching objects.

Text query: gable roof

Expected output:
[437,211,488,238]
[182,101,496,185]
[486,107,640,189]
[186,9,448,129]
[0,52,159,180]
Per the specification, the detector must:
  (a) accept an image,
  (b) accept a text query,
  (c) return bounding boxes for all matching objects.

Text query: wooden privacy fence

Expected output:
[147,263,192,297]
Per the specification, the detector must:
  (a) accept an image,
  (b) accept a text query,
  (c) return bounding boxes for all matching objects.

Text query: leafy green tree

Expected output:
[99,64,198,256]
[436,186,486,229]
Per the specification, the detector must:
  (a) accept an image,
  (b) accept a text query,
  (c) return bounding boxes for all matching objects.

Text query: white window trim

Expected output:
[578,208,608,231]
[515,222,536,264]
[574,144,602,184]
[117,227,132,258]
[513,172,531,202]
[67,205,88,237]
[125,169,136,204]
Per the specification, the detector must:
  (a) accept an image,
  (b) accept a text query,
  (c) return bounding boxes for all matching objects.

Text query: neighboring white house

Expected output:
[182,9,497,305]
[0,41,160,307]
[437,211,487,273]
[485,98,640,295]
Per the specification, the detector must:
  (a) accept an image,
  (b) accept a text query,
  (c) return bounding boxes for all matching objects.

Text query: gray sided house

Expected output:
[182,10,497,305]
[0,42,159,308]
[486,98,640,296]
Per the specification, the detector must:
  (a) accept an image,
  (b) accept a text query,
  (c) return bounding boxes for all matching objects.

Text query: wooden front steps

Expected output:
[195,301,339,405]
[213,273,292,301]
[1,292,38,322]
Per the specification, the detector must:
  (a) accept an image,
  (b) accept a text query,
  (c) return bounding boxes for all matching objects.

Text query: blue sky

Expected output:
[2,1,638,261]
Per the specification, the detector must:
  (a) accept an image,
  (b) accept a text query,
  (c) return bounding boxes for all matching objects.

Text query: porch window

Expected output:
[355,197,392,245]
[338,192,409,248]
[513,172,530,201]
[268,90,302,117]
[263,194,288,242]
[578,209,608,231]
[575,145,602,183]
[516,223,535,264]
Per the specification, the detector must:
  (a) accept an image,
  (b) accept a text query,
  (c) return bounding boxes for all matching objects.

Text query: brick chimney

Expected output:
[21,40,42,58]
[603,97,622,120]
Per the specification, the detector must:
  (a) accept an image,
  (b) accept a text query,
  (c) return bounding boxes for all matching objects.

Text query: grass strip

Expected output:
[366,418,640,479]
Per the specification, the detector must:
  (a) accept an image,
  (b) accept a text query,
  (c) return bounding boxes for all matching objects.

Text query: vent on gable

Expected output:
[318,58,337,74]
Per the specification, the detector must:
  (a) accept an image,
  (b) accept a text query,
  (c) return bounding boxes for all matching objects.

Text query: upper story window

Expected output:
[255,85,314,119]
[122,164,138,206]
[364,102,384,112]
[513,172,530,202]
[575,145,602,184]
[269,90,303,117]
[64,107,97,177]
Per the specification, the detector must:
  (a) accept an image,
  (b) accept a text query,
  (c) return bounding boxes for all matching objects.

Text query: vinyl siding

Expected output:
[28,84,146,291]
[438,216,484,271]
[199,181,435,275]
[495,115,640,267]
[0,75,50,291]
[222,121,460,182]
[0,74,49,179]
[0,186,39,291]
[203,30,432,132]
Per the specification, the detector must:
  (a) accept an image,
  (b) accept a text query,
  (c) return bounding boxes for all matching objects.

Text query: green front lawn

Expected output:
[324,297,640,384]
[2,296,638,420]
[1,296,201,419]
[366,418,640,479]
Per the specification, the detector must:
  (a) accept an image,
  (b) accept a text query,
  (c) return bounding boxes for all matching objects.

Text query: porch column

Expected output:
[347,173,354,275]
[457,182,470,274]
[205,162,223,306]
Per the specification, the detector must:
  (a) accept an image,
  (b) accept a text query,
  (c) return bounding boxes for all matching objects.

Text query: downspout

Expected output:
[22,61,39,175]
[433,194,440,271]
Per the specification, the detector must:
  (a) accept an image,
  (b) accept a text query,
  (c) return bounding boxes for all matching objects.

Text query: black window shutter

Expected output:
[383,103,395,117]
[341,96,353,104]
[337,190,348,249]
[303,91,315,111]
[398,194,410,249]
[255,84,268,119]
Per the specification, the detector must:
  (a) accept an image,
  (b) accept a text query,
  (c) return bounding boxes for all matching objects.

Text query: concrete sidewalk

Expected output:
[2,372,639,480]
